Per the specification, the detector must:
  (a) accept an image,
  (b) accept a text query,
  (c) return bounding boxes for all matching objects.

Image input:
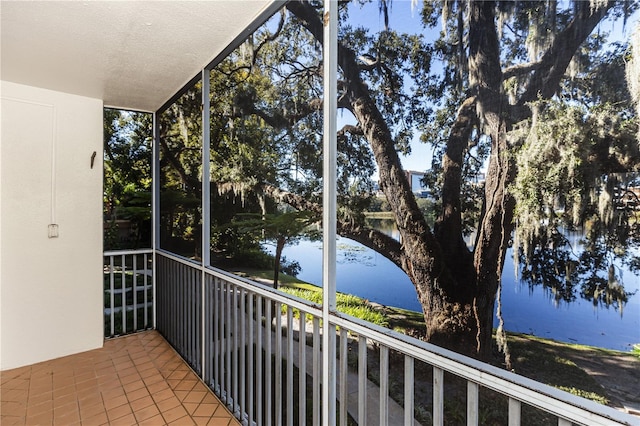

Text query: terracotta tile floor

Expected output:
[0,330,240,426]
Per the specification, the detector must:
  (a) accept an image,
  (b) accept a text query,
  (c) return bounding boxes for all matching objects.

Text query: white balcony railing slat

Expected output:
[433,366,444,426]
[232,286,239,417]
[358,335,367,425]
[312,317,321,426]
[380,345,390,426]
[286,306,294,426]
[339,329,348,426]
[404,355,414,426]
[275,302,283,426]
[256,293,263,425]
[240,289,247,421]
[109,255,115,336]
[299,312,307,425]
[509,397,522,426]
[467,381,479,426]
[265,300,272,426]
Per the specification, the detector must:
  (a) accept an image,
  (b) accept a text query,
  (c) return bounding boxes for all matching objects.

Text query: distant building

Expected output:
[404,170,428,193]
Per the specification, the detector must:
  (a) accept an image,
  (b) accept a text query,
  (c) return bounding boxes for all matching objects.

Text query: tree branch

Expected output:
[502,61,543,80]
[260,181,321,215]
[246,98,323,129]
[436,96,476,261]
[337,124,363,142]
[251,10,287,67]
[158,137,200,191]
[258,182,407,269]
[516,1,616,113]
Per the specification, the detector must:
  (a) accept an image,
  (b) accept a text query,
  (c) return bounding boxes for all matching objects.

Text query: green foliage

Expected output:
[556,387,609,405]
[104,109,152,249]
[511,101,592,255]
[104,109,152,200]
[367,196,390,213]
[279,286,389,328]
[511,98,639,308]
[416,197,438,227]
[221,210,318,284]
[157,83,204,256]
[208,11,327,198]
[232,211,319,241]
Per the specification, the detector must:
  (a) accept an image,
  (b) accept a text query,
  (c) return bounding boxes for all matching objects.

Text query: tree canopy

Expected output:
[103,109,152,249]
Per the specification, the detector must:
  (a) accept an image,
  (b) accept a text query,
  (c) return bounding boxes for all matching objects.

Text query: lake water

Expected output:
[275,236,640,352]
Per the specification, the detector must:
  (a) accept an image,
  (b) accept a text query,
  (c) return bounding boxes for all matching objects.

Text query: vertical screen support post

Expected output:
[322,0,338,424]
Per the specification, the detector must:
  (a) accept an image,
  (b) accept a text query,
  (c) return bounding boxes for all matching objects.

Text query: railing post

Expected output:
[404,356,414,426]
[109,255,115,336]
[379,346,389,425]
[339,329,348,426]
[509,398,521,426]
[133,254,138,332]
[299,312,307,425]
[322,0,338,424]
[467,381,479,426]
[358,335,367,425]
[433,367,444,425]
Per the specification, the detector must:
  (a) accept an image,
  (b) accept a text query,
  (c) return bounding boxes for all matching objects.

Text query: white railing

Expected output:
[103,249,153,338]
[154,250,637,426]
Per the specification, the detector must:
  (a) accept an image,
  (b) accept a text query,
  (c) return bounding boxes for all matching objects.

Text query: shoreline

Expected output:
[233,267,640,355]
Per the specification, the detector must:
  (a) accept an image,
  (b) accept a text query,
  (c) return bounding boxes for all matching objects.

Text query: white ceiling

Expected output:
[1,1,278,112]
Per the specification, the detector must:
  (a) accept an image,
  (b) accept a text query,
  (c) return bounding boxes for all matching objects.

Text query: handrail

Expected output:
[104,248,153,256]
[329,311,635,426]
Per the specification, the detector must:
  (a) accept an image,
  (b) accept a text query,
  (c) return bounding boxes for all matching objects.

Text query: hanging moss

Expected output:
[627,24,640,138]
[510,100,621,269]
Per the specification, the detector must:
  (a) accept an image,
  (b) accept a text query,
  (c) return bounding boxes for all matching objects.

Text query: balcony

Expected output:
[0,248,637,425]
[2,1,639,425]
[102,250,640,425]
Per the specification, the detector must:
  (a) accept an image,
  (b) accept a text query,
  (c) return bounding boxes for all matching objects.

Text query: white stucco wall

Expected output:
[0,80,104,370]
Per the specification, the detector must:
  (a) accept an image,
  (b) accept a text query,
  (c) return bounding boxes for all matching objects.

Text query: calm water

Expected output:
[275,236,640,352]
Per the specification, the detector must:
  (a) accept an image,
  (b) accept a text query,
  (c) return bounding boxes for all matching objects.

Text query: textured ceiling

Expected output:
[1,1,277,112]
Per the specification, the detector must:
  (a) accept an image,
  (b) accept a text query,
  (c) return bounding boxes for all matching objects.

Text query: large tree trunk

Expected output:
[466,0,515,359]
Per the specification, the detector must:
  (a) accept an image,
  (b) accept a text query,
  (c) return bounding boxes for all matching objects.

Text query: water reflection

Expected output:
[365,217,400,240]
[275,221,640,351]
[518,227,637,313]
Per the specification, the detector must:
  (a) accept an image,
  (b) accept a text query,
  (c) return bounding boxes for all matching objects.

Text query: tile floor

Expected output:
[0,331,240,425]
